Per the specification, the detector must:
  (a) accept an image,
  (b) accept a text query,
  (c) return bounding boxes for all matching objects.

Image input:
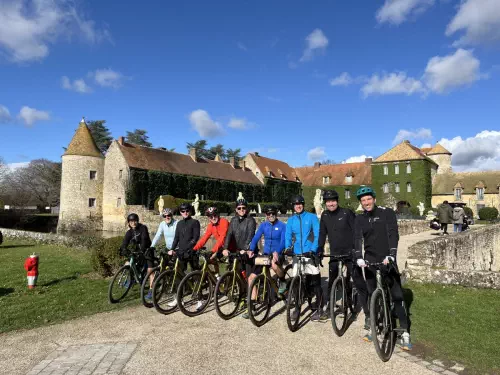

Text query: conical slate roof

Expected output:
[427,143,451,155]
[64,118,103,158]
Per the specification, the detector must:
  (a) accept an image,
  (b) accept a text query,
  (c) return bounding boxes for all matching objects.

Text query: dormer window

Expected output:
[455,188,462,200]
[476,187,484,200]
[345,175,353,184]
[323,176,330,184]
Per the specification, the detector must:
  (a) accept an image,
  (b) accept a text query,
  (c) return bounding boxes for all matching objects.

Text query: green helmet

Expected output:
[356,186,376,200]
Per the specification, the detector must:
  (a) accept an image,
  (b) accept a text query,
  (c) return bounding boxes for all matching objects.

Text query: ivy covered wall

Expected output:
[302,185,362,212]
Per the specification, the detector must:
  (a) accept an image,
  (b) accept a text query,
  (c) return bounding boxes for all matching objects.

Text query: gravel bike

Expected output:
[140,248,172,308]
[214,252,247,320]
[108,249,146,304]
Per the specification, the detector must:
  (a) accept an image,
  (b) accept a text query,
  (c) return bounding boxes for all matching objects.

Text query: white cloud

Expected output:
[300,29,328,62]
[237,42,247,51]
[7,161,29,170]
[361,72,425,97]
[376,0,435,25]
[61,76,92,93]
[228,117,250,130]
[393,128,432,144]
[189,109,224,138]
[0,105,11,123]
[17,106,50,126]
[342,155,372,163]
[307,146,327,161]
[438,130,500,171]
[329,72,353,86]
[423,49,481,93]
[0,0,111,63]
[90,68,124,88]
[421,143,432,148]
[446,0,500,47]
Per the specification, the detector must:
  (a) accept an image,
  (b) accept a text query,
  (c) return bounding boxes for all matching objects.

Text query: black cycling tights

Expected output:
[305,274,323,311]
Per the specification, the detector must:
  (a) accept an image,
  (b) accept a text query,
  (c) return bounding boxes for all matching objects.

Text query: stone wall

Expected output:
[397,219,430,236]
[0,228,94,250]
[405,224,500,289]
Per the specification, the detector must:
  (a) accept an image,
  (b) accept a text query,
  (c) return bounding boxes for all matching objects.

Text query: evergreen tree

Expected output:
[126,129,152,147]
[87,120,112,153]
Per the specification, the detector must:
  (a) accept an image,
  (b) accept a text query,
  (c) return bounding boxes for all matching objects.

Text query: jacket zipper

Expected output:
[299,214,303,254]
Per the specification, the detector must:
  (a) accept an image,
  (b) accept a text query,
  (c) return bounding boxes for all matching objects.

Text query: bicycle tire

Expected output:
[108,265,133,304]
[152,269,178,315]
[214,271,243,320]
[177,270,213,317]
[140,266,160,308]
[370,288,396,362]
[330,277,348,336]
[286,276,304,332]
[248,274,271,327]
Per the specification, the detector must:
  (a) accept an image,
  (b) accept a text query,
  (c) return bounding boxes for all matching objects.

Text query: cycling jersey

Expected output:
[194,218,229,253]
[151,219,178,249]
[223,215,256,251]
[318,207,355,256]
[171,216,200,256]
[285,211,320,255]
[121,223,151,252]
[249,220,286,255]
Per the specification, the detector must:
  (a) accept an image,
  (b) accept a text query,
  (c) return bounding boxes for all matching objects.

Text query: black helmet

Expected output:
[205,206,219,216]
[291,195,305,205]
[179,202,192,212]
[264,205,278,214]
[236,198,247,207]
[127,213,139,223]
[323,190,339,201]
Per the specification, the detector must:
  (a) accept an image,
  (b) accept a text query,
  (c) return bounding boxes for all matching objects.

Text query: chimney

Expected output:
[365,157,372,163]
[229,157,235,168]
[239,160,246,169]
[118,136,124,145]
[254,152,260,157]
[214,153,223,162]
[189,147,197,162]
[314,162,321,168]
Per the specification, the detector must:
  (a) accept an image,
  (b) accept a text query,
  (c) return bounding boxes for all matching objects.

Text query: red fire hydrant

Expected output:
[24,253,39,289]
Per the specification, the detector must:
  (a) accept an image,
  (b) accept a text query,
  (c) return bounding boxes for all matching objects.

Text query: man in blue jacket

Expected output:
[285,195,323,321]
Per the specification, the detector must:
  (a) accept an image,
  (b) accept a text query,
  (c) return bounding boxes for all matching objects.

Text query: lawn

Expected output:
[0,239,139,333]
[407,282,500,374]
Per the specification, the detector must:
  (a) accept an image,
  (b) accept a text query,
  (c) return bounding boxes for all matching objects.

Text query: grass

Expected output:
[406,281,500,374]
[0,239,139,333]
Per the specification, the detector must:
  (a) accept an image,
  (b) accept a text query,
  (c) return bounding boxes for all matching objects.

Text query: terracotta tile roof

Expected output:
[433,171,500,194]
[64,119,103,158]
[248,153,298,182]
[295,161,372,186]
[374,141,437,165]
[118,142,261,185]
[420,147,432,154]
[427,143,452,155]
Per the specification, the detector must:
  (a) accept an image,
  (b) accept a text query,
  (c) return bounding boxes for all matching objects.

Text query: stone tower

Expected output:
[57,118,104,232]
[427,144,452,175]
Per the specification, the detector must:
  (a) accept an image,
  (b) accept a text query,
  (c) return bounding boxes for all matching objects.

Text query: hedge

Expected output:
[90,236,124,277]
[463,206,473,218]
[478,207,499,221]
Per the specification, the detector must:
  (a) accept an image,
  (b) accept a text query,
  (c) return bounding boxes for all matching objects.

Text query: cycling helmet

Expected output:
[161,208,173,217]
[356,186,376,200]
[127,213,139,222]
[323,190,339,201]
[291,195,305,205]
[179,202,192,211]
[264,205,278,214]
[236,198,248,207]
[205,206,219,216]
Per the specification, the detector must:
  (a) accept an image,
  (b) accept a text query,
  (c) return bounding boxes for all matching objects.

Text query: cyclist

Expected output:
[193,206,229,276]
[285,195,323,321]
[354,186,412,350]
[248,205,287,296]
[223,198,256,318]
[151,208,177,250]
[318,189,365,321]
[168,202,201,308]
[120,213,152,287]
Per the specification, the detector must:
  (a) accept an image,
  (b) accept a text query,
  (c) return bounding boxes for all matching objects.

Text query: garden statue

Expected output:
[313,189,323,218]
[286,210,292,215]
[237,192,244,201]
[357,203,363,212]
[417,202,425,216]
[425,210,436,221]
[158,195,164,215]
[192,194,201,216]
[258,203,262,214]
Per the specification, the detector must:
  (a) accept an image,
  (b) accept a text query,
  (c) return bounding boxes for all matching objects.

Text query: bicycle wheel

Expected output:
[152,270,179,315]
[214,271,244,320]
[330,277,348,336]
[248,274,271,327]
[370,288,396,362]
[177,270,213,317]
[108,265,133,304]
[286,276,304,332]
[140,266,160,308]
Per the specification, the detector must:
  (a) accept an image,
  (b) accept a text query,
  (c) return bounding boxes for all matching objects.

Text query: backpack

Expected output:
[453,209,462,221]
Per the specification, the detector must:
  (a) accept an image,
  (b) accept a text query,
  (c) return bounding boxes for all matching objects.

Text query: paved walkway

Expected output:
[1,229,464,375]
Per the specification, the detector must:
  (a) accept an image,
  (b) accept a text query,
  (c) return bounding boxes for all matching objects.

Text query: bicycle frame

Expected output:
[194,253,218,293]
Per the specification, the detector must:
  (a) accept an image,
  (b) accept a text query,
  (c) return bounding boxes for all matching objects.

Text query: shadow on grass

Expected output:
[1,244,36,249]
[41,275,78,287]
[0,287,15,297]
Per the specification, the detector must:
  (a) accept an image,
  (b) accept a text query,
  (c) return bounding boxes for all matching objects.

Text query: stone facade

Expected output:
[405,224,500,289]
[243,154,264,183]
[432,193,500,217]
[427,153,452,175]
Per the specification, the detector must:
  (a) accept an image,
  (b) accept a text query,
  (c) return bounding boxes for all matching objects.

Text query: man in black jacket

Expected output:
[318,190,365,320]
[354,186,411,351]
[170,202,201,272]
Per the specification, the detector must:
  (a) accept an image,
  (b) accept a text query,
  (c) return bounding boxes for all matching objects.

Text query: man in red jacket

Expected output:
[193,207,229,276]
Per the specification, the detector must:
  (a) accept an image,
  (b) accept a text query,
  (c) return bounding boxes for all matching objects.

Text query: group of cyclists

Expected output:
[120,185,412,351]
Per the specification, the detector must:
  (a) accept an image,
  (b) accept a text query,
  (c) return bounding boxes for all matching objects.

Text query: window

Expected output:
[394,164,399,174]
[383,183,389,193]
[256,171,259,176]
[345,175,352,183]
[406,163,411,174]
[383,165,388,175]
[345,189,350,199]
[476,188,484,200]
[117,198,122,207]
[89,170,97,180]
[395,182,400,193]
[407,182,412,192]
[119,169,123,179]
[89,198,96,207]
[323,176,330,184]
[455,188,462,200]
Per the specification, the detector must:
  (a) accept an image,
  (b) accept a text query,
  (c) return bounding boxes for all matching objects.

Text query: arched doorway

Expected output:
[396,201,411,214]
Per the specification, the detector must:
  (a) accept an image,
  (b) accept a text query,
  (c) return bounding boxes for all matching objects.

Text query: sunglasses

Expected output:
[208,215,217,219]
[180,210,189,213]
[163,214,173,218]
[236,206,247,211]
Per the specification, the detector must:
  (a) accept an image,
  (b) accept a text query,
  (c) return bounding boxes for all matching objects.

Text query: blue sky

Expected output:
[1,0,500,171]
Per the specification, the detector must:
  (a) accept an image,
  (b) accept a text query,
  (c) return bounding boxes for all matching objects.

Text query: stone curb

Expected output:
[394,348,464,374]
